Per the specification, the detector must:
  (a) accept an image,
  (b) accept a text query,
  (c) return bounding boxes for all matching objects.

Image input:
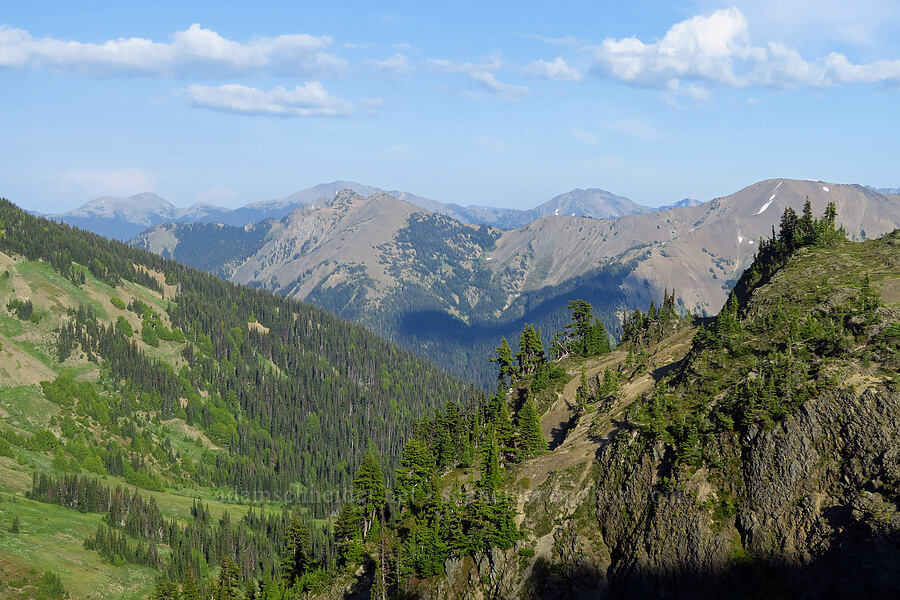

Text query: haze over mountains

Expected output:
[131,178,900,383]
[50,180,688,240]
[46,193,232,240]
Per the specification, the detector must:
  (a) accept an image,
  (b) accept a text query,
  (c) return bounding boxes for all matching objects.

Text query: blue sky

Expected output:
[2,1,899,213]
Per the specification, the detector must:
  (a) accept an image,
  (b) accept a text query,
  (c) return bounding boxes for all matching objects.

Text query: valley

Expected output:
[131,178,900,385]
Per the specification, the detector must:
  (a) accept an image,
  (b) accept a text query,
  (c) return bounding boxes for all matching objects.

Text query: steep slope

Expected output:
[403,227,900,599]
[133,179,900,385]
[50,193,230,241]
[488,179,900,315]
[214,180,384,226]
[0,198,474,596]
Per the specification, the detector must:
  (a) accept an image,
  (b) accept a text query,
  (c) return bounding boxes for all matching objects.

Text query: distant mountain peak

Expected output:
[658,198,702,210]
[49,193,230,241]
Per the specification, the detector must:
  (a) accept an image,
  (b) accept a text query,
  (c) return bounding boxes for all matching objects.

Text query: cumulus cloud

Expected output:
[427,57,529,100]
[523,57,582,81]
[368,53,411,78]
[0,24,347,77]
[186,82,353,117]
[590,7,900,91]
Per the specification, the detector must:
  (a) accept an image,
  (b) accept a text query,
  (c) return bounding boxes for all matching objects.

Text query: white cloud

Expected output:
[590,7,900,92]
[523,57,583,81]
[56,168,155,197]
[824,52,900,84]
[427,57,529,100]
[0,24,347,77]
[368,53,411,78]
[186,82,353,117]
[708,0,900,48]
[361,97,385,107]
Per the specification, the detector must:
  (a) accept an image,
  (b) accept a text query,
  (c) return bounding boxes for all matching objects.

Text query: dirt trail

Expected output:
[514,326,697,502]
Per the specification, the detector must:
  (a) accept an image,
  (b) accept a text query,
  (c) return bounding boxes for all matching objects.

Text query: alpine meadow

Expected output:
[1,2,900,599]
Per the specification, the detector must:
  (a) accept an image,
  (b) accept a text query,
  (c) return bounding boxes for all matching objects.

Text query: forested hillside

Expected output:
[2,197,897,599]
[0,198,470,598]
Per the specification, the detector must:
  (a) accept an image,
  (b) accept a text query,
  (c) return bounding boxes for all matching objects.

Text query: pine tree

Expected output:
[491,337,517,385]
[281,516,310,589]
[799,198,814,240]
[395,438,436,504]
[258,574,282,600]
[215,556,242,600]
[576,369,590,412]
[181,573,202,600]
[779,206,799,245]
[565,300,593,355]
[516,324,545,375]
[516,400,547,459]
[352,453,385,539]
[493,401,516,461]
[479,430,502,490]
[152,581,181,600]
[244,578,257,600]
[10,515,19,534]
[334,502,364,566]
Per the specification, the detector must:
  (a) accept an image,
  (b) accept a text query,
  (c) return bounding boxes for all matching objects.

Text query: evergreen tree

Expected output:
[515,324,545,375]
[181,573,202,600]
[492,401,516,461]
[394,438,436,504]
[281,516,310,589]
[779,206,799,244]
[152,581,181,600]
[479,430,502,490]
[215,556,243,600]
[565,300,594,355]
[490,337,517,385]
[799,198,814,240]
[352,453,385,539]
[10,515,19,534]
[576,369,590,413]
[333,502,364,566]
[244,578,257,600]
[516,400,547,459]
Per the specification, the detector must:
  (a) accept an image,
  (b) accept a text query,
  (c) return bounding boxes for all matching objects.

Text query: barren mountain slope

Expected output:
[488,179,900,314]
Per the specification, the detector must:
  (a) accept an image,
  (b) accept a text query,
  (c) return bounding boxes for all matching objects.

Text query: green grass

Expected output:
[0,259,283,597]
[13,262,109,322]
[0,386,58,431]
[0,493,157,600]
[120,280,168,313]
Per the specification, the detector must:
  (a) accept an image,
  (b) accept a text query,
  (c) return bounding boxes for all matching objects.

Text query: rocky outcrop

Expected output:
[589,382,900,599]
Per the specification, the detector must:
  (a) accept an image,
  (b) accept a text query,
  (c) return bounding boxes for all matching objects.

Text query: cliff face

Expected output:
[593,384,900,599]
[398,231,900,600]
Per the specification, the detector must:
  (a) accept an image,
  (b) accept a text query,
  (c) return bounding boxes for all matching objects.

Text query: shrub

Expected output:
[142,324,159,347]
[116,315,133,337]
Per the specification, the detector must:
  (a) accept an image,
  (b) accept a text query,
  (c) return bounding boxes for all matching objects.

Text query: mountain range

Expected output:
[131,178,900,383]
[3,195,900,598]
[49,181,697,240]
